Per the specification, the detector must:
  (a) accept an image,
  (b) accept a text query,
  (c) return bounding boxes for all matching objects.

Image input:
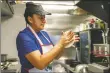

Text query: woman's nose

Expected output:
[42,18,46,24]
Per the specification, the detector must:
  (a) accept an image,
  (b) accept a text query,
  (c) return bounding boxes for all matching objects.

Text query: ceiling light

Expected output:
[42,5,75,10]
[49,13,70,16]
[21,1,78,6]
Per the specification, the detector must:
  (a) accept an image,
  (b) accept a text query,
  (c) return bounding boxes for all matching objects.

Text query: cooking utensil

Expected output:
[65,59,81,67]
[75,64,88,73]
[1,54,8,62]
[1,61,12,70]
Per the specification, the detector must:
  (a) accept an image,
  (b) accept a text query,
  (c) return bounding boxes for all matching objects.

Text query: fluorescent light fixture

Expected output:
[49,13,70,16]
[22,1,79,6]
[18,1,79,10]
[36,1,74,5]
[42,5,75,10]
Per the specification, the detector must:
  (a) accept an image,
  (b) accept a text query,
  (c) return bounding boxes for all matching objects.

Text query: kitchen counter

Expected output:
[1,69,17,73]
[1,61,21,73]
[52,60,76,73]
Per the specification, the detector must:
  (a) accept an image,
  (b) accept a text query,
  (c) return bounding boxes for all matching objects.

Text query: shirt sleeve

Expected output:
[16,32,40,56]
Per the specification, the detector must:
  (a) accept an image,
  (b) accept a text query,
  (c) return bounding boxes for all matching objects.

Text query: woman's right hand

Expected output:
[58,30,74,48]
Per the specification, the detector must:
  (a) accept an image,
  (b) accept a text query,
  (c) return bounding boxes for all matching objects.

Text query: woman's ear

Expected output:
[28,16,33,24]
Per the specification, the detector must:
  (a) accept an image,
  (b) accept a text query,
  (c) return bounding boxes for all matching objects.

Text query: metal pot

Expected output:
[1,54,8,62]
[65,59,81,67]
[75,64,88,73]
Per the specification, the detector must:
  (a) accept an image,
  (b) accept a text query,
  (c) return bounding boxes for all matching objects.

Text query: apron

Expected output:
[25,26,54,73]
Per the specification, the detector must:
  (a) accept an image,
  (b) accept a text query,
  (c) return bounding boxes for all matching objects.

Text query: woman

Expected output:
[16,2,79,73]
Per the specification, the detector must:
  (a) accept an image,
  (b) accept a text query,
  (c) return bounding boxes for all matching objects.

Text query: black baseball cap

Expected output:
[24,2,51,17]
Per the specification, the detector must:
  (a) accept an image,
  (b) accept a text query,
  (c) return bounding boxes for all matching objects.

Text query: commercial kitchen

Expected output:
[1,0,110,73]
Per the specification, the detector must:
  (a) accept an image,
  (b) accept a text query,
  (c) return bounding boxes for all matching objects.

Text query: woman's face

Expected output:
[28,14,46,31]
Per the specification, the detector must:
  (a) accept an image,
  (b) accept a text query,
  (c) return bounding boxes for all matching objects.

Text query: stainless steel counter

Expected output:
[1,62,20,73]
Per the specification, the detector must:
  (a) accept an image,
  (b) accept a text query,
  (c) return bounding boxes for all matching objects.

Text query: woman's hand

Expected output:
[58,30,80,48]
[58,30,74,47]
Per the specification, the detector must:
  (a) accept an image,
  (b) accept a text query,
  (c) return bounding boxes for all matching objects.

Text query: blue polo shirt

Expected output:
[16,27,53,72]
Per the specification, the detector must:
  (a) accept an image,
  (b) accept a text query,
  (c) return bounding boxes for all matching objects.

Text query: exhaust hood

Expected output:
[76,0,110,43]
[76,1,109,24]
[1,0,14,16]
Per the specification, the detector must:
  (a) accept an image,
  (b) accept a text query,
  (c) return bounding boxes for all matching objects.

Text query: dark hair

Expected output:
[24,2,36,25]
[24,10,33,25]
